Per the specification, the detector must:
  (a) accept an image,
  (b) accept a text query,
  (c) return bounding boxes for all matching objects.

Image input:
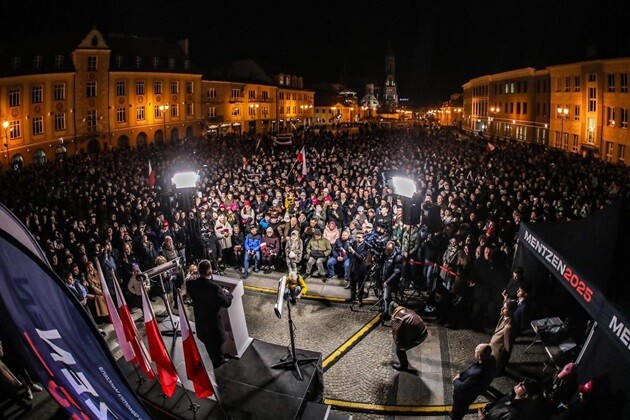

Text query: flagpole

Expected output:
[132,363,147,385]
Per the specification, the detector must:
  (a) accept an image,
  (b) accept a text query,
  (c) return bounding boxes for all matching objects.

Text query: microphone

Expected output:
[274,276,287,319]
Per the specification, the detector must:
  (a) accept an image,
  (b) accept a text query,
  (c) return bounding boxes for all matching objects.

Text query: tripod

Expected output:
[271,297,319,380]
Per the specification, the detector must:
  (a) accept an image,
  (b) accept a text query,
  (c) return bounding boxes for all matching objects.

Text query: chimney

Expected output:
[178,38,189,56]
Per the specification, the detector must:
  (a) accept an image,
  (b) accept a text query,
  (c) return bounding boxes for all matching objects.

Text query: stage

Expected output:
[118,334,324,420]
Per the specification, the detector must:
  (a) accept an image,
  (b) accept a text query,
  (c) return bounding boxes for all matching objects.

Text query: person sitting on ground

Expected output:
[284,270,308,305]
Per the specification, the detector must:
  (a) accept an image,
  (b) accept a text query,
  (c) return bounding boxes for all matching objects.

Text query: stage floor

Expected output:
[118,336,323,420]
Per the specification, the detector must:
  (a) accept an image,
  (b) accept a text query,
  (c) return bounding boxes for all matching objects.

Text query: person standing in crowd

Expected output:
[450,343,497,420]
[346,231,369,306]
[381,240,403,321]
[284,270,308,305]
[242,225,262,279]
[185,259,233,368]
[85,260,109,324]
[388,301,428,372]
[285,230,303,274]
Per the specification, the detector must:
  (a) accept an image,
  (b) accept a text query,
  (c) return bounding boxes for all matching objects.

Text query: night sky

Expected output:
[3,0,630,107]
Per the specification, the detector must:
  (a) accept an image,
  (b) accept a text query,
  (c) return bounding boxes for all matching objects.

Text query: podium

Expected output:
[212,275,253,358]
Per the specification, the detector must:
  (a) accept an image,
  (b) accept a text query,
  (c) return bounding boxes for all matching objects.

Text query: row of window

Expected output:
[116,80,194,96]
[11,55,191,72]
[6,79,194,107]
[552,132,626,162]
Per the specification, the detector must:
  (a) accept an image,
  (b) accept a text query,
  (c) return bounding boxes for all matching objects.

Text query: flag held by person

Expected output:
[177,292,216,399]
[140,286,180,397]
[148,160,156,188]
[296,146,307,177]
[486,142,496,153]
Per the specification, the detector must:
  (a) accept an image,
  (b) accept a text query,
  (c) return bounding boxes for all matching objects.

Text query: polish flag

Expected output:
[140,286,180,397]
[296,146,307,176]
[148,160,156,188]
[176,292,215,399]
[107,265,154,379]
[485,142,496,153]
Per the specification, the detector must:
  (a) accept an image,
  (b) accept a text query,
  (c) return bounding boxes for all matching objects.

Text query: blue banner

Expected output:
[0,228,151,418]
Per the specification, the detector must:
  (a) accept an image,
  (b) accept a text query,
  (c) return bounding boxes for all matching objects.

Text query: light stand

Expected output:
[271,297,319,380]
[144,258,182,337]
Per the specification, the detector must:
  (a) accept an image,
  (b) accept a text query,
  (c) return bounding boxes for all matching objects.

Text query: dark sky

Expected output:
[4,1,630,107]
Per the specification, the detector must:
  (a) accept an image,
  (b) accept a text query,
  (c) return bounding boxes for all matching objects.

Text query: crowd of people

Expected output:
[1,123,629,413]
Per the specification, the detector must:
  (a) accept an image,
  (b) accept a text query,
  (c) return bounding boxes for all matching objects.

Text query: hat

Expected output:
[324,196,332,202]
[163,220,169,228]
[579,379,596,395]
[230,203,238,211]
[311,198,318,204]
[388,301,399,316]
[313,228,322,236]
[522,378,541,396]
[132,263,141,273]
[557,362,576,380]
[244,200,251,206]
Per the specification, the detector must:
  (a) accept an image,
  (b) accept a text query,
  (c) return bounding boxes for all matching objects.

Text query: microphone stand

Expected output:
[271,297,319,381]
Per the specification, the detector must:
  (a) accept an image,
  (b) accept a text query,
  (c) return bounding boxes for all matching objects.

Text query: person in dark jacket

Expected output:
[451,343,497,420]
[242,226,262,279]
[185,259,233,368]
[345,231,370,306]
[388,301,428,372]
[478,378,543,420]
[381,241,403,321]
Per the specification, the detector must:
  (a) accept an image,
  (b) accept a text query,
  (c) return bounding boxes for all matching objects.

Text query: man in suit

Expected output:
[450,343,497,420]
[185,259,233,368]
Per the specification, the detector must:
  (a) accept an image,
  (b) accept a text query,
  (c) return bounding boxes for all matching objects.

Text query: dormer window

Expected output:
[184,59,190,70]
[169,58,175,69]
[115,55,123,68]
[11,57,21,71]
[285,75,290,86]
[55,55,64,68]
[87,56,97,71]
[33,56,43,70]
[152,57,159,69]
[135,56,142,69]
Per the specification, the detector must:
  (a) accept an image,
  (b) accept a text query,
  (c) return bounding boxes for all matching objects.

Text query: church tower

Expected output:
[383,41,398,113]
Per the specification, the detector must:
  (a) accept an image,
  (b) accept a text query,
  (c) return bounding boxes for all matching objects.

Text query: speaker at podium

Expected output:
[211,274,253,358]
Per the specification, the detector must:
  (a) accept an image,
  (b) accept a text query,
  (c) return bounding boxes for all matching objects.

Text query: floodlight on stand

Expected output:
[172,171,199,189]
[391,176,416,198]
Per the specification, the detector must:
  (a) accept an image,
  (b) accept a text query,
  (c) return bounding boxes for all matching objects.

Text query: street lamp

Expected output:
[159,104,169,142]
[557,105,569,149]
[3,120,9,167]
[489,106,500,137]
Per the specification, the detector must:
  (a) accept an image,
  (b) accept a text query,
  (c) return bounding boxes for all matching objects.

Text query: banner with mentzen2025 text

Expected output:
[0,220,151,419]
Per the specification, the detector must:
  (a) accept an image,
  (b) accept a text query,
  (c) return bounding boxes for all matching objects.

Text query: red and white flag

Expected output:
[107,266,154,379]
[176,292,215,399]
[485,142,496,153]
[296,146,307,177]
[140,286,180,397]
[148,160,156,188]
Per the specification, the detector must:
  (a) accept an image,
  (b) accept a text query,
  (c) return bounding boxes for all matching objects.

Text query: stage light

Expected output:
[171,171,199,189]
[274,276,287,319]
[391,176,417,198]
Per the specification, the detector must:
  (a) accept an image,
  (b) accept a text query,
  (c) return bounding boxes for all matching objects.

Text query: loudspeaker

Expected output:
[402,194,423,225]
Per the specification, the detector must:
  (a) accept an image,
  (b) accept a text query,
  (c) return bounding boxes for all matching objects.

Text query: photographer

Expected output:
[381,241,403,321]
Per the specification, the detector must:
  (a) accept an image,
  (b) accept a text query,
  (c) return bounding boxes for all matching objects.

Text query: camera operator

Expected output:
[366,223,389,297]
[200,224,226,276]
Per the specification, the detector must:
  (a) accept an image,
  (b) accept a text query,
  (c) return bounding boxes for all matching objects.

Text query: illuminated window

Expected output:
[116,107,127,123]
[136,106,145,121]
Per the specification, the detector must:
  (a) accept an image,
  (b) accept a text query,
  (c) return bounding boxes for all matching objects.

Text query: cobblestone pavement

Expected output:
[17,267,552,420]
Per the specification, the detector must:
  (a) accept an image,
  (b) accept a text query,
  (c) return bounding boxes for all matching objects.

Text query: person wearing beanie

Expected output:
[304,227,331,278]
[388,301,428,372]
